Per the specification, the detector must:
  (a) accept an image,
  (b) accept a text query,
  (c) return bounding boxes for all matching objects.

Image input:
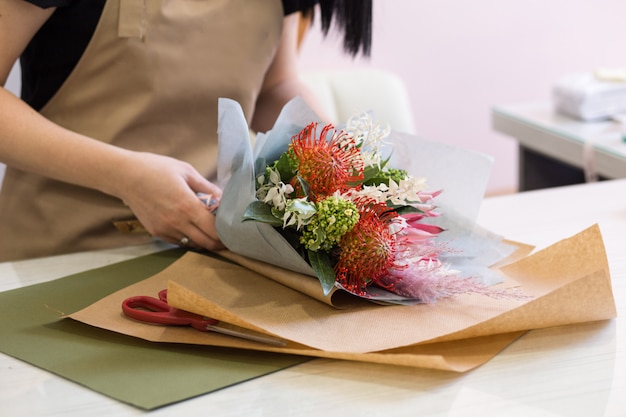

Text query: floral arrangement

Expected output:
[240,112,513,303]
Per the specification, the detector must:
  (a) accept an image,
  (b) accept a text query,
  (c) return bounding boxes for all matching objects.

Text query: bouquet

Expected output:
[215,98,518,304]
[69,97,615,376]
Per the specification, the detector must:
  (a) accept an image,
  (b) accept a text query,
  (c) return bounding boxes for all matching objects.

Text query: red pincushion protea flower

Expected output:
[334,200,398,295]
[291,122,364,202]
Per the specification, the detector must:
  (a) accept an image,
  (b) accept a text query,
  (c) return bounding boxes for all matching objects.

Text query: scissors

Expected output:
[121,289,286,347]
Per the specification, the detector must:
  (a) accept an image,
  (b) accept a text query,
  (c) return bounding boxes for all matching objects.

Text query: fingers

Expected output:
[172,191,224,251]
[180,206,225,251]
[187,171,222,200]
[163,222,223,252]
[185,175,223,249]
[118,152,225,251]
[197,192,220,214]
[127,187,223,251]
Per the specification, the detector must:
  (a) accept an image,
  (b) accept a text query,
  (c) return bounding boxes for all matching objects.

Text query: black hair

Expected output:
[318,0,372,57]
[296,0,372,57]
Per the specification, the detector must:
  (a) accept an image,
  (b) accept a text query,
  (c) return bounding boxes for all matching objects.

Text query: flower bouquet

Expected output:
[215,97,517,304]
[69,97,615,374]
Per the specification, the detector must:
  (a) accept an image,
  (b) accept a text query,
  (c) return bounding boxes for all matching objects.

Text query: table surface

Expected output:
[492,102,626,179]
[2,179,625,417]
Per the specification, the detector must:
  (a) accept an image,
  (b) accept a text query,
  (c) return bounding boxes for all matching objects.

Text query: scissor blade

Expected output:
[206,324,287,347]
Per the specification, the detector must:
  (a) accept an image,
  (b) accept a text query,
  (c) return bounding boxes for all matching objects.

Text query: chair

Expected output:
[299,68,416,134]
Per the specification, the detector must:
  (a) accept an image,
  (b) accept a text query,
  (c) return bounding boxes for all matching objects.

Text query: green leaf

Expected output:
[308,249,336,296]
[288,199,316,217]
[275,152,296,184]
[362,155,393,186]
[362,164,381,184]
[392,205,423,215]
[295,175,310,197]
[381,153,392,169]
[242,201,283,226]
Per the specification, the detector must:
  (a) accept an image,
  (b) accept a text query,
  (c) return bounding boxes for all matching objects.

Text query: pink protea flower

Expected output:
[373,212,461,302]
[380,261,526,304]
[379,226,527,303]
[291,123,364,202]
[401,212,445,239]
[334,200,398,296]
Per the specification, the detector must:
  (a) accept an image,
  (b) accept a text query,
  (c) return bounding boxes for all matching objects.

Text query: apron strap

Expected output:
[118,0,146,39]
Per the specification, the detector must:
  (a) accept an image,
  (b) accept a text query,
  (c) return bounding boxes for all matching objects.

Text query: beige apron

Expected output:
[0,0,283,261]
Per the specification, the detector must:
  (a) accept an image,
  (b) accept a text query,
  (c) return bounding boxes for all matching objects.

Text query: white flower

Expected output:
[344,112,391,168]
[388,177,429,204]
[347,184,387,204]
[255,167,294,211]
[282,198,316,230]
[344,174,429,206]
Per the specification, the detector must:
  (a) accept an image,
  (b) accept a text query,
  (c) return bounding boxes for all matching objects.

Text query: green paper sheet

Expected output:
[0,249,309,410]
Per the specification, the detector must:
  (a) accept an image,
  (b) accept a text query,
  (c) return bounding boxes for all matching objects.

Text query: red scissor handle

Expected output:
[121,292,218,331]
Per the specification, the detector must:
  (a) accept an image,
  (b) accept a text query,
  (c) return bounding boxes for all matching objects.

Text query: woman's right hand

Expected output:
[112,150,224,251]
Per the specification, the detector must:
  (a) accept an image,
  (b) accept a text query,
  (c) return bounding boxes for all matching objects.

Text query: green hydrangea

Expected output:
[300,196,360,251]
[365,167,408,186]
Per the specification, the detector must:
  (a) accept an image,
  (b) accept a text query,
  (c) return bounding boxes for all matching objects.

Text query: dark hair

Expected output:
[314,0,373,57]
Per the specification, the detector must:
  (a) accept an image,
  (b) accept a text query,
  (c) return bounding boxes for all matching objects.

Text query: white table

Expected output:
[492,102,626,191]
[2,179,625,416]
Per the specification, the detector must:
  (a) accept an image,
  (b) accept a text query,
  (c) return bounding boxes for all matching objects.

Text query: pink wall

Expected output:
[298,0,626,194]
[5,1,625,194]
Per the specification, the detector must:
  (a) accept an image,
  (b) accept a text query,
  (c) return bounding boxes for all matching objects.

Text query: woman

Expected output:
[0,0,371,261]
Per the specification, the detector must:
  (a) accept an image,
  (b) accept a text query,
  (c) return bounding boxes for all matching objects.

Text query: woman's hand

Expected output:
[113,151,224,251]
[1,85,223,251]
[1,0,224,253]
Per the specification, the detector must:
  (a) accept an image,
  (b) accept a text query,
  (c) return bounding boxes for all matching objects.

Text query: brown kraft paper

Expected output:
[70,224,616,372]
